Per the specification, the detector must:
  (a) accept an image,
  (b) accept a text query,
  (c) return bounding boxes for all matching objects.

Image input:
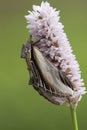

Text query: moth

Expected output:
[21,36,73,105]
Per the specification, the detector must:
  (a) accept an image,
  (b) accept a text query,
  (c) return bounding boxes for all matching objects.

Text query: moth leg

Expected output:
[29,77,33,85]
[29,71,34,85]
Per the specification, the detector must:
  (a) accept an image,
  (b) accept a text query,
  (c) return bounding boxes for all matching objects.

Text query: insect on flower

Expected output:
[21,36,74,105]
[21,2,86,107]
[21,2,86,130]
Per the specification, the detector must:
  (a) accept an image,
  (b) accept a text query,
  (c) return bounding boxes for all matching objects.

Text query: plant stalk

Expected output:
[70,106,78,130]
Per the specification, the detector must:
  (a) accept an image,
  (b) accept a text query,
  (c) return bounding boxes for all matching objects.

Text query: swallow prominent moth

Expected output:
[21,36,73,105]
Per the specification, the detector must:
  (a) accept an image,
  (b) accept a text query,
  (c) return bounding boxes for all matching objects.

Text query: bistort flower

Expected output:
[25,1,86,107]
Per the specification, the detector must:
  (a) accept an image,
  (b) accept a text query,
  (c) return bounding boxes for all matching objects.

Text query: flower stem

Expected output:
[70,106,78,130]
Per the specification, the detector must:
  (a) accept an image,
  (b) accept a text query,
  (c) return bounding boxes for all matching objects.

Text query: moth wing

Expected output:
[33,46,73,96]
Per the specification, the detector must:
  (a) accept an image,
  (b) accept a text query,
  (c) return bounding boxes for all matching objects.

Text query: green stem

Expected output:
[70,106,78,130]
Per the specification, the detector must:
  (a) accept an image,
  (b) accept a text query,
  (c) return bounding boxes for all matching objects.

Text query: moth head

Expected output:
[21,36,45,58]
[21,40,33,58]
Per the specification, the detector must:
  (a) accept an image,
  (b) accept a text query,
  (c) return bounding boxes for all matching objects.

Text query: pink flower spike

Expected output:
[25,1,86,107]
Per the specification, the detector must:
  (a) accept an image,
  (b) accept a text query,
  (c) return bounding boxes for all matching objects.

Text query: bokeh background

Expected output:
[0,0,87,130]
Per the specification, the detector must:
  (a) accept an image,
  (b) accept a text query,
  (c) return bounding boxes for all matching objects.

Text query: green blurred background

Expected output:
[0,0,87,130]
